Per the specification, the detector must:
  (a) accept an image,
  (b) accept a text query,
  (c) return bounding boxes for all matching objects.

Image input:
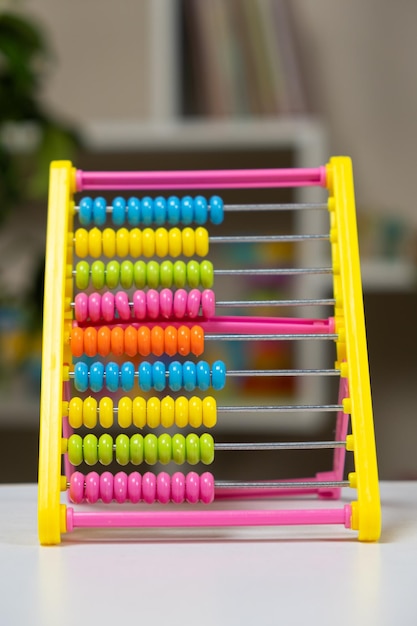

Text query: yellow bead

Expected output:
[142,228,155,257]
[175,396,189,428]
[75,228,88,258]
[155,228,169,257]
[129,228,142,257]
[118,396,132,428]
[147,397,161,428]
[132,396,147,428]
[88,227,102,258]
[182,227,195,257]
[83,396,98,429]
[116,228,130,257]
[202,396,217,428]
[102,228,116,257]
[99,397,114,428]
[188,396,203,428]
[195,227,209,257]
[160,395,175,428]
[168,228,182,257]
[68,397,83,428]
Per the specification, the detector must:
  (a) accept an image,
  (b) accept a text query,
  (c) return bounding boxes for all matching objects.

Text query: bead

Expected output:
[132,396,146,428]
[106,260,120,289]
[175,397,188,428]
[115,434,130,466]
[102,228,116,257]
[90,361,104,393]
[68,397,83,428]
[157,472,171,504]
[93,196,107,226]
[69,471,85,504]
[137,326,151,356]
[142,472,157,504]
[183,360,197,391]
[75,261,90,290]
[155,227,169,257]
[85,471,100,503]
[124,326,138,357]
[105,362,120,392]
[200,260,214,289]
[146,289,160,319]
[168,361,182,391]
[116,227,129,257]
[130,434,144,465]
[74,361,88,392]
[115,291,130,321]
[154,196,167,224]
[144,434,158,465]
[164,325,177,357]
[118,396,132,428]
[201,289,216,317]
[120,260,134,289]
[160,395,175,428]
[83,396,98,428]
[187,289,201,318]
[188,396,203,428]
[147,396,161,429]
[127,197,141,225]
[128,471,142,503]
[114,471,128,503]
[194,195,208,224]
[158,434,172,465]
[74,293,88,322]
[186,433,200,465]
[210,195,224,224]
[112,197,126,226]
[91,261,106,290]
[83,433,98,465]
[159,288,174,317]
[173,261,187,288]
[195,227,209,257]
[167,196,181,224]
[141,197,154,225]
[168,228,182,257]
[100,471,114,503]
[121,361,135,391]
[200,433,215,465]
[160,261,174,289]
[186,471,200,504]
[138,361,152,391]
[196,360,210,391]
[68,434,83,466]
[142,227,155,257]
[98,434,113,466]
[75,228,89,258]
[88,227,102,258]
[70,326,83,358]
[172,434,186,464]
[152,361,166,392]
[99,397,113,428]
[88,292,102,323]
[133,289,147,319]
[146,262,160,290]
[173,289,187,318]
[212,360,226,390]
[186,260,200,288]
[178,325,191,356]
[200,472,215,504]
[84,327,97,358]
[111,327,124,356]
[190,325,204,357]
[101,292,115,322]
[181,196,194,225]
[202,396,217,428]
[129,228,142,257]
[79,197,93,225]
[171,472,185,503]
[182,227,195,257]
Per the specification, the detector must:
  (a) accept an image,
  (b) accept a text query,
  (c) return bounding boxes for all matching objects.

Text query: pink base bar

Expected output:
[66,505,352,532]
[75,167,327,192]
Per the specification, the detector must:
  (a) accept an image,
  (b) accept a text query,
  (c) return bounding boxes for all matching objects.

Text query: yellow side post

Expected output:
[38,161,75,545]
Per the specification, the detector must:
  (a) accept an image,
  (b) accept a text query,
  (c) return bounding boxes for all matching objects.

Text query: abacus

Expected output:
[38,156,381,544]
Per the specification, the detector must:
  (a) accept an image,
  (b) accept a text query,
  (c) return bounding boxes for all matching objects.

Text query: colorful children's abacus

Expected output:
[38,157,381,544]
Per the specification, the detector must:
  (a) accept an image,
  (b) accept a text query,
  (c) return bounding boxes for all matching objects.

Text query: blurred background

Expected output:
[0,0,416,483]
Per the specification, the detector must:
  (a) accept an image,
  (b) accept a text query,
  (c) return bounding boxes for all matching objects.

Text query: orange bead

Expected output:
[84,327,97,357]
[111,326,125,356]
[97,326,111,357]
[190,325,204,357]
[70,326,84,357]
[124,326,138,357]
[137,326,151,356]
[177,325,191,356]
[151,326,164,356]
[164,326,178,357]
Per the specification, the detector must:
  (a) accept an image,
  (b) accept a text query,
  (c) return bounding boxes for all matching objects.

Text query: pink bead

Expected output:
[133,290,147,320]
[159,289,173,318]
[85,471,100,504]
[74,293,88,323]
[127,472,142,503]
[187,289,201,318]
[173,289,187,319]
[146,289,160,319]
[88,293,101,323]
[171,472,186,504]
[101,292,115,322]
[201,289,215,318]
[200,472,215,504]
[100,471,114,503]
[156,472,171,504]
[114,471,128,503]
[69,471,85,504]
[115,291,130,321]
[185,472,200,504]
[142,472,157,504]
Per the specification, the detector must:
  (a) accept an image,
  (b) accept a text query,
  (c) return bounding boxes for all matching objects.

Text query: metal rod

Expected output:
[217,404,344,413]
[74,201,329,214]
[215,298,336,308]
[214,267,332,276]
[210,234,329,244]
[206,333,337,342]
[215,480,350,489]
[214,441,346,451]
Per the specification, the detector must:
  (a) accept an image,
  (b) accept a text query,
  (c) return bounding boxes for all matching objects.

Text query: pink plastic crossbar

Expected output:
[75,167,327,191]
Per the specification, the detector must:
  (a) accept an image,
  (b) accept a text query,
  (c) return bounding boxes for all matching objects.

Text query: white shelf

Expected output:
[361,259,416,292]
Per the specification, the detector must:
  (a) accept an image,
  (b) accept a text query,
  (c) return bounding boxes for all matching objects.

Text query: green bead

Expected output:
[98,433,113,466]
[172,433,186,465]
[106,260,120,289]
[120,260,134,289]
[200,433,214,465]
[134,260,147,288]
[173,261,187,288]
[83,434,98,466]
[115,434,130,465]
[146,260,160,289]
[158,434,172,465]
[130,434,144,465]
[200,260,214,288]
[68,434,83,466]
[186,260,201,288]
[75,261,90,290]
[186,433,200,465]
[160,260,173,288]
[144,433,158,465]
[91,260,105,289]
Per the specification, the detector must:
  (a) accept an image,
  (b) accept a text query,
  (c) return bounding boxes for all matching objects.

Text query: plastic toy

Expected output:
[38,156,380,544]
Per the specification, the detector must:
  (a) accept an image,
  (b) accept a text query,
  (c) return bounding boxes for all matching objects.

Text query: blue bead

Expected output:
[167,196,181,224]
[194,196,208,224]
[90,361,104,393]
[112,197,126,226]
[138,362,152,392]
[183,360,197,391]
[92,197,107,226]
[212,360,226,390]
[152,361,166,391]
[74,361,89,392]
[121,361,135,391]
[105,362,120,392]
[127,197,141,225]
[168,361,183,391]
[79,197,93,225]
[196,360,210,391]
[141,197,154,225]
[154,197,167,225]
[181,196,194,225]
[210,195,224,225]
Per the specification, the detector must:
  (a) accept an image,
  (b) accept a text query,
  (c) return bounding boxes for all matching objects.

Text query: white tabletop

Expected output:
[0,482,416,626]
